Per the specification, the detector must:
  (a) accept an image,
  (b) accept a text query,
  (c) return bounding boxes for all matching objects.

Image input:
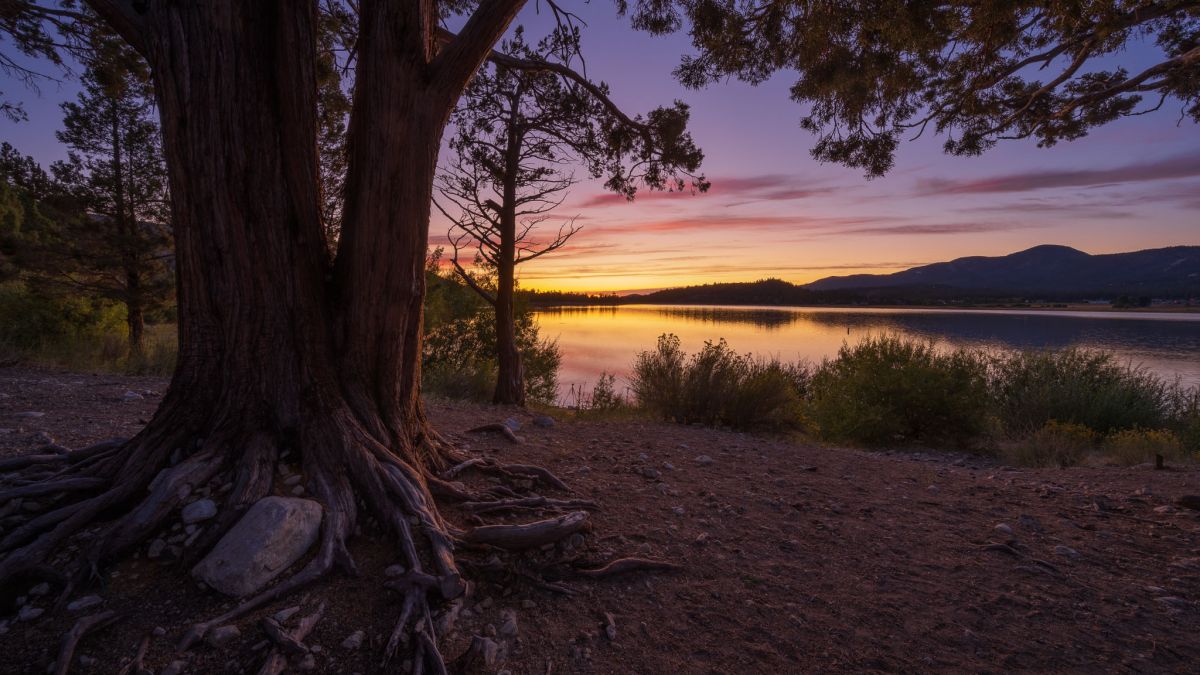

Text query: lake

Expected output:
[532,305,1200,403]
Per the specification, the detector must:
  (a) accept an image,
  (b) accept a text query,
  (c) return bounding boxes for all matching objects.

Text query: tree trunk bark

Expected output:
[125,269,144,356]
[493,116,525,405]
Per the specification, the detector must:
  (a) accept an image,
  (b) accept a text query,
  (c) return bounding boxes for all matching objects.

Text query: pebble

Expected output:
[694,532,709,545]
[78,655,96,667]
[122,390,144,402]
[291,485,306,496]
[671,506,685,516]
[207,624,240,647]
[1154,505,1177,514]
[499,609,518,638]
[273,606,301,623]
[18,606,43,621]
[993,523,1013,536]
[284,475,303,486]
[1053,545,1080,559]
[566,533,585,550]
[694,455,714,466]
[384,564,406,577]
[640,467,660,480]
[532,415,555,428]
[298,654,316,670]
[603,612,617,641]
[341,630,365,650]
[504,417,521,432]
[1018,514,1043,532]
[29,582,50,596]
[162,660,187,675]
[662,462,675,471]
[1156,596,1189,609]
[182,499,217,524]
[67,595,103,612]
[0,620,8,635]
[14,411,45,418]
[153,626,167,637]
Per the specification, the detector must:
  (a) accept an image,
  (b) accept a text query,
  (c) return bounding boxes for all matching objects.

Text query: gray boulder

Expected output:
[182,499,217,524]
[192,497,322,597]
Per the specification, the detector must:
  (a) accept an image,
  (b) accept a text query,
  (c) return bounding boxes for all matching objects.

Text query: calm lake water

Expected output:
[532,305,1200,402]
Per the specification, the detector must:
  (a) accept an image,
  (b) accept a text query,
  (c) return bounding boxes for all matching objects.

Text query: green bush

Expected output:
[806,334,989,446]
[990,349,1172,436]
[1103,428,1188,466]
[422,307,560,405]
[0,280,124,349]
[1004,420,1097,468]
[631,334,805,430]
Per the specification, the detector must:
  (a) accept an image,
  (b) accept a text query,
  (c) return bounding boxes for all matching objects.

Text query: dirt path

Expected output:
[2,366,1199,673]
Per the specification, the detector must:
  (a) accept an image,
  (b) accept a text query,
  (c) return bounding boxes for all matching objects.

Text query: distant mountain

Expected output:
[805,245,1200,296]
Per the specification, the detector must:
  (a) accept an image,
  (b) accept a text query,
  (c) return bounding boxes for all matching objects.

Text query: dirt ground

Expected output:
[2,365,1199,674]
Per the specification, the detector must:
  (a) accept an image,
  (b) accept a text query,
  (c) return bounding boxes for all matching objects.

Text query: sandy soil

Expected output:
[2,366,1199,674]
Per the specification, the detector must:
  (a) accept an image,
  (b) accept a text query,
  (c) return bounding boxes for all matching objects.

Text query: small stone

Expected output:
[273,606,301,623]
[499,609,518,638]
[78,655,96,667]
[185,524,198,535]
[122,391,144,402]
[1169,557,1200,571]
[298,654,317,670]
[662,462,675,471]
[1053,545,1080,558]
[993,523,1013,536]
[284,474,303,486]
[1018,514,1043,532]
[341,630,365,650]
[532,415,555,428]
[566,533,585,550]
[0,620,9,636]
[603,612,617,641]
[1156,596,1189,609]
[182,499,217,524]
[14,411,45,418]
[152,626,167,637]
[291,485,306,496]
[67,595,103,612]
[384,564,406,577]
[18,606,43,621]
[161,660,187,675]
[694,532,709,546]
[472,636,500,667]
[640,467,660,480]
[503,417,521,432]
[310,645,323,654]
[207,624,240,648]
[694,455,714,466]
[29,582,50,596]
[521,599,537,610]
[671,506,685,516]
[1154,505,1176,514]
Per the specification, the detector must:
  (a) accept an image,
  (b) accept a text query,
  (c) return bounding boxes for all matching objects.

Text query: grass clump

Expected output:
[1002,420,1097,468]
[631,334,805,430]
[1102,428,1187,466]
[806,335,990,446]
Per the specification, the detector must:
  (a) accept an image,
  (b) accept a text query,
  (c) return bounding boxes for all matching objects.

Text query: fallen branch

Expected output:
[573,557,681,578]
[462,496,597,515]
[466,423,523,444]
[258,603,325,675]
[462,511,588,550]
[53,610,122,675]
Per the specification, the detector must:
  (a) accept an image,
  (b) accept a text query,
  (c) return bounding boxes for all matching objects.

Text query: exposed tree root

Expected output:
[115,633,151,675]
[53,610,123,675]
[466,423,523,444]
[462,511,589,550]
[461,496,598,515]
[258,602,325,675]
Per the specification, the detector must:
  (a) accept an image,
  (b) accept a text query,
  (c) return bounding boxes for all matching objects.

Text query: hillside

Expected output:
[806,245,1200,296]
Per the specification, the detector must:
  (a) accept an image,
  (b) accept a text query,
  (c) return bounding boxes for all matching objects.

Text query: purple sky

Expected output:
[3,4,1197,292]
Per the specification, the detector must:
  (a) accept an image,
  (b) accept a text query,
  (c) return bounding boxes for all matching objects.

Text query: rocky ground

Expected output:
[2,365,1199,674]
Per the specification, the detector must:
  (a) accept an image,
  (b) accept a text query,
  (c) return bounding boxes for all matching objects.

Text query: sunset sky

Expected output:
[4,4,1198,293]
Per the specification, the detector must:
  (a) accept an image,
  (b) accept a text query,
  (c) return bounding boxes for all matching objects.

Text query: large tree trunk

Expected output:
[493,119,525,405]
[124,269,144,356]
[0,2,609,671]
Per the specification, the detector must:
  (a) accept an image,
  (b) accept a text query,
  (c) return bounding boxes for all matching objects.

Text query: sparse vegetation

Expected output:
[1103,428,1186,467]
[1002,420,1097,468]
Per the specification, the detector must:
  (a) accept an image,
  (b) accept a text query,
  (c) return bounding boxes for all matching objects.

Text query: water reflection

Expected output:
[533,304,1200,397]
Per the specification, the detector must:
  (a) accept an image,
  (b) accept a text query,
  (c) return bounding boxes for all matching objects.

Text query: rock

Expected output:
[1169,557,1200,571]
[640,467,660,480]
[153,626,167,637]
[78,655,96,667]
[14,411,45,418]
[694,532,709,546]
[273,606,301,623]
[28,582,50,596]
[504,417,522,432]
[1154,505,1177,514]
[662,462,675,471]
[499,609,518,638]
[566,533,585,550]
[341,630,365,650]
[694,455,714,466]
[161,660,187,675]
[207,625,240,648]
[291,485,306,496]
[384,564,406,577]
[18,606,43,621]
[122,390,145,402]
[532,415,555,428]
[192,496,323,597]
[603,612,617,641]
[1053,545,1080,559]
[0,620,9,636]
[284,474,303,486]
[671,506,685,516]
[993,523,1013,536]
[67,595,103,612]
[298,654,316,670]
[471,636,500,667]
[182,499,217,524]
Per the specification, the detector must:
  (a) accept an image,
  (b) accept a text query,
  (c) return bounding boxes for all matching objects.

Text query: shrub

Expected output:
[1103,428,1187,466]
[631,334,806,430]
[422,307,560,405]
[588,372,625,410]
[0,280,124,350]
[990,349,1172,436]
[1004,420,1097,468]
[1169,386,1200,456]
[806,335,990,446]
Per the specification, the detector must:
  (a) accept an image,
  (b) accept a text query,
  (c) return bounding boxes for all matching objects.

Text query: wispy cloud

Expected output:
[916,153,1200,195]
[834,222,1038,236]
[577,174,836,208]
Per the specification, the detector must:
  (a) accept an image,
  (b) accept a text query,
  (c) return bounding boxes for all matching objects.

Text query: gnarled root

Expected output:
[52,610,123,675]
[258,602,325,675]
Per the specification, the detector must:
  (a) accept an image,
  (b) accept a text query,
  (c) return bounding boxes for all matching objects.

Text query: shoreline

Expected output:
[532,301,1200,316]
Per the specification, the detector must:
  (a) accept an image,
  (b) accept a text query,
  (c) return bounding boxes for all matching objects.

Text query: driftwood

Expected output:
[53,610,122,675]
[463,511,588,550]
[573,557,682,578]
[466,423,523,444]
[258,603,325,675]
